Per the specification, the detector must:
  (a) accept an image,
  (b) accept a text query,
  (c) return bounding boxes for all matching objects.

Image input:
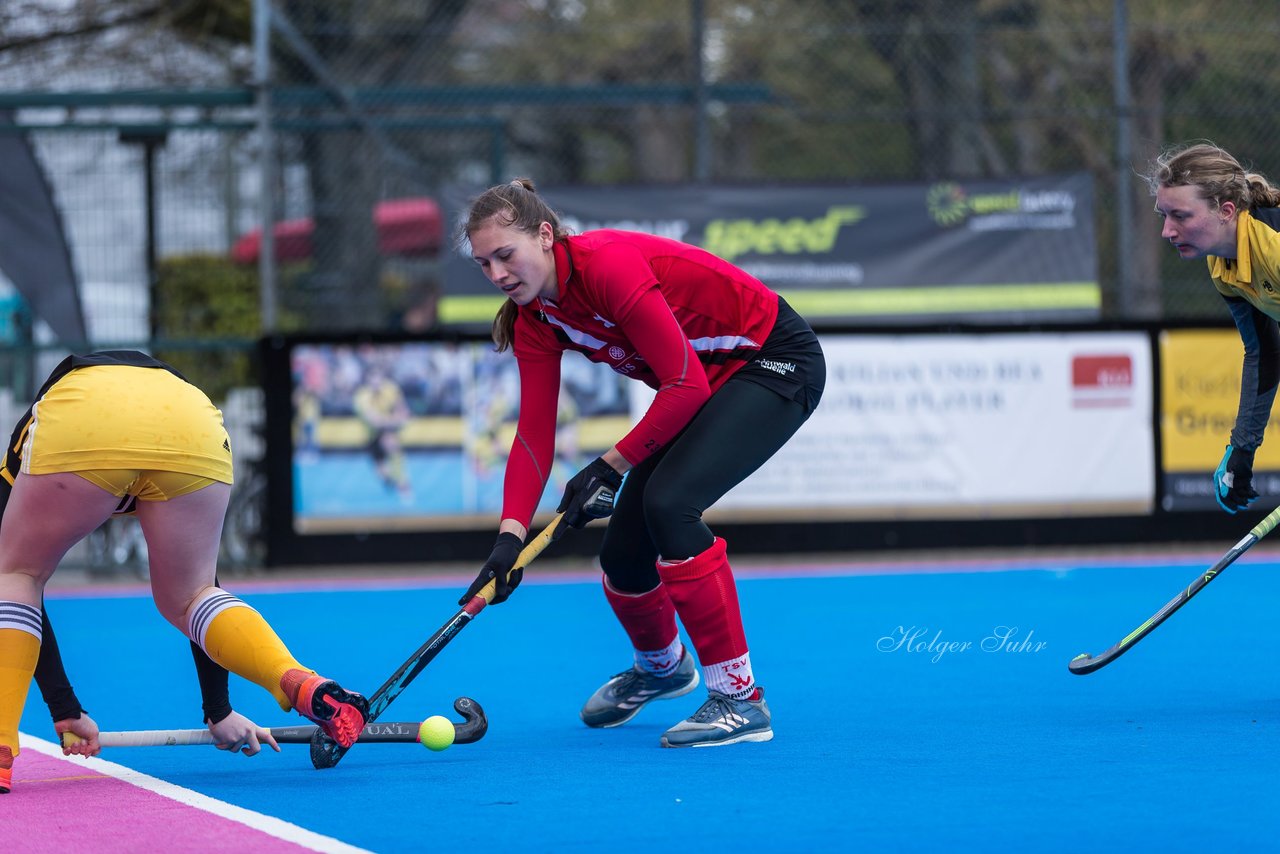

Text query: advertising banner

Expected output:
[289,341,632,533]
[284,331,1152,534]
[700,332,1154,519]
[442,174,1098,325]
[1159,329,1280,511]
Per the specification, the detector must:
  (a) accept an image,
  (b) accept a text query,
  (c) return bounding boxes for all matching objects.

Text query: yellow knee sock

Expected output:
[0,609,43,757]
[188,590,308,712]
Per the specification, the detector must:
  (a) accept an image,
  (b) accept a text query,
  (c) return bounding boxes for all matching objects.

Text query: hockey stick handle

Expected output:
[1250,503,1280,540]
[88,722,421,748]
[1068,503,1280,675]
[467,512,565,609]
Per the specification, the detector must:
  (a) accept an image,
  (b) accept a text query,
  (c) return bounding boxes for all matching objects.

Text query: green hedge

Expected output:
[153,254,268,400]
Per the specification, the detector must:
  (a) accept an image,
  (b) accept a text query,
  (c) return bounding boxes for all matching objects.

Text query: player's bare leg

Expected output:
[0,472,122,792]
[138,483,367,748]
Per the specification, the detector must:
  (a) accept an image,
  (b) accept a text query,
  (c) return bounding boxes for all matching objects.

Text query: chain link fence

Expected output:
[3,0,1280,569]
[7,2,1278,337]
[255,0,1280,324]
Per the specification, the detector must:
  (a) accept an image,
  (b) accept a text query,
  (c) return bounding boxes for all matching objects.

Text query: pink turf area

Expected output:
[8,749,318,853]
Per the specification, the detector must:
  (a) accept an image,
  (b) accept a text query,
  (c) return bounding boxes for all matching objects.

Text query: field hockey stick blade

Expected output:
[310,515,563,770]
[70,697,487,749]
[451,696,488,744]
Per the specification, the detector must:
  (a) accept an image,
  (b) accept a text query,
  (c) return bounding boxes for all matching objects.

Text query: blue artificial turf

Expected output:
[27,556,1280,851]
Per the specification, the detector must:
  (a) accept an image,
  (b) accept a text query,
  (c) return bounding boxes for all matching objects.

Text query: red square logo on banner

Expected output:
[1071,354,1133,407]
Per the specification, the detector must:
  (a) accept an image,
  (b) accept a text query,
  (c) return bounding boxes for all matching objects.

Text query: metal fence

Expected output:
[3,0,1280,568]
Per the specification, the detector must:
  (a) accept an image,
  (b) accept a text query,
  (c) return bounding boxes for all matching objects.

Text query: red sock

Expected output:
[602,577,679,652]
[656,537,748,667]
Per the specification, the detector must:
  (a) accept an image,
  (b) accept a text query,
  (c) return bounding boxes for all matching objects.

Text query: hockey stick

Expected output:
[1068,504,1280,675]
[63,696,488,749]
[310,513,565,769]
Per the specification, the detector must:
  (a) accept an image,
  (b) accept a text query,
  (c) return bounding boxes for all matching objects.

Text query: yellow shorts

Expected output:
[21,365,234,495]
[75,469,222,502]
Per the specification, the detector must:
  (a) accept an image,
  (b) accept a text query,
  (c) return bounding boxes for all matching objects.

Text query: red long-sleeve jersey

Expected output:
[502,229,779,527]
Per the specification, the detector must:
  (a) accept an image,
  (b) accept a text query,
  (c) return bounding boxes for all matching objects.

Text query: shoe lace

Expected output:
[608,667,649,696]
[689,693,737,723]
[609,663,685,701]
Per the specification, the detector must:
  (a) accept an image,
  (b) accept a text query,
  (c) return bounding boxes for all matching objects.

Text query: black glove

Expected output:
[1214,444,1259,514]
[459,532,525,605]
[556,457,624,534]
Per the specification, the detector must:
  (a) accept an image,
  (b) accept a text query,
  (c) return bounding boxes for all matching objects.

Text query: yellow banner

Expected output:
[1159,329,1280,471]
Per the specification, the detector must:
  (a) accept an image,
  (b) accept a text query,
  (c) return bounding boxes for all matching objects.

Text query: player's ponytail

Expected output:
[492,300,520,353]
[1245,173,1280,209]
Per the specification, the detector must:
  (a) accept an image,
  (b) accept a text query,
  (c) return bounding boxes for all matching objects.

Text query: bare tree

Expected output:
[273,0,470,330]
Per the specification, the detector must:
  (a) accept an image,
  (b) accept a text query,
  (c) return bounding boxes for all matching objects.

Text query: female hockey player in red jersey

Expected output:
[458,178,825,748]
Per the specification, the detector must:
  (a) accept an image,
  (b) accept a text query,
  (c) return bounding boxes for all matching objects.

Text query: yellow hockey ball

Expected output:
[418,715,455,751]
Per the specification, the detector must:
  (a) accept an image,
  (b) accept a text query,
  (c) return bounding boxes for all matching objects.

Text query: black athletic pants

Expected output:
[599,300,825,593]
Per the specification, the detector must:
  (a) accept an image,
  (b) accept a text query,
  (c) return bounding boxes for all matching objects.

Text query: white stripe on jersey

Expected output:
[688,333,761,353]
[542,313,608,350]
[544,311,759,358]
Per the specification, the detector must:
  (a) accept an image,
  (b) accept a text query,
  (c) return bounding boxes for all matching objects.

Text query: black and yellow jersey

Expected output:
[1210,208,1280,317]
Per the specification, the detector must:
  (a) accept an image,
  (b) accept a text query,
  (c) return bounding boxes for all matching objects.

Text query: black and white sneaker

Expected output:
[580,651,700,728]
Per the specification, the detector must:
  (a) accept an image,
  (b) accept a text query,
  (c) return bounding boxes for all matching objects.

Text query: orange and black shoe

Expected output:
[1,745,14,794]
[282,670,369,748]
